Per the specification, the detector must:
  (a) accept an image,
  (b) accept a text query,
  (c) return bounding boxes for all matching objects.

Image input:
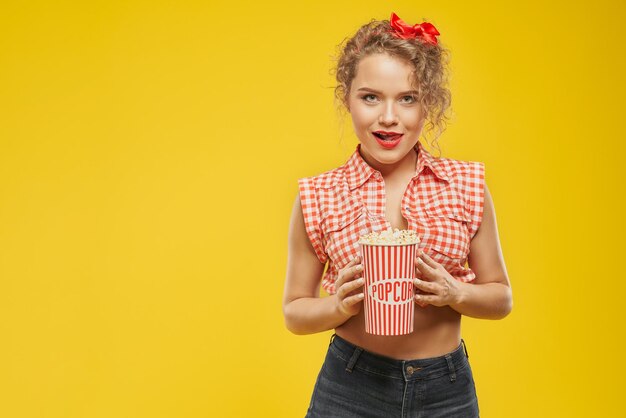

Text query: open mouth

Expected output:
[372,132,404,149]
[373,132,403,141]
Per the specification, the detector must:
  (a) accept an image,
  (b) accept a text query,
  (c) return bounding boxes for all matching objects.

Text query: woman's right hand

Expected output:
[334,256,365,317]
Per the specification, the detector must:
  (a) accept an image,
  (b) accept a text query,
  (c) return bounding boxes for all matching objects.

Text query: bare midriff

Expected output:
[335,303,462,360]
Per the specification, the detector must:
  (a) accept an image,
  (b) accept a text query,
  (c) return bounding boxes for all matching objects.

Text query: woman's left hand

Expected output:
[414,249,463,308]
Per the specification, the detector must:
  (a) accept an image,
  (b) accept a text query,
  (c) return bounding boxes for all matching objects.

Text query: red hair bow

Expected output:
[389,12,440,45]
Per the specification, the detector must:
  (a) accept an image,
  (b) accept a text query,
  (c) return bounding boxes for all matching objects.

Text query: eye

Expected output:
[361,94,378,103]
[400,95,417,104]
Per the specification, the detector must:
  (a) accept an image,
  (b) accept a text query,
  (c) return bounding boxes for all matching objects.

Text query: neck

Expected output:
[359,145,419,180]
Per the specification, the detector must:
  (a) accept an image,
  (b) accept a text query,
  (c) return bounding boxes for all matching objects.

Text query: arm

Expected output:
[449,182,513,319]
[282,194,353,335]
[410,181,513,319]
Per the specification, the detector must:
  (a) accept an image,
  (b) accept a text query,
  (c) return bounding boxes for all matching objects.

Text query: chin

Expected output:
[373,152,402,163]
[368,144,414,160]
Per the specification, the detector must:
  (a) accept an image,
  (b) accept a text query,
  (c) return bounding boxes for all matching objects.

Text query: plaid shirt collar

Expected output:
[344,141,451,190]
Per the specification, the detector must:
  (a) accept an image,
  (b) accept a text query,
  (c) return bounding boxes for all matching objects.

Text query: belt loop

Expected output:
[461,338,469,359]
[445,354,456,382]
[345,346,364,373]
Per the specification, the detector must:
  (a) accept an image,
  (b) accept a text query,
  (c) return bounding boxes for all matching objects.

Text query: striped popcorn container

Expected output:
[360,242,418,336]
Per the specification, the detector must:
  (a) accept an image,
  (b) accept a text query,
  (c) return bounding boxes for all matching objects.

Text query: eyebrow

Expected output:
[357,87,419,95]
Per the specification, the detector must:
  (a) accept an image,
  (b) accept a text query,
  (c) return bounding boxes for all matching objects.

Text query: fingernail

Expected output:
[356,265,363,271]
[357,278,364,284]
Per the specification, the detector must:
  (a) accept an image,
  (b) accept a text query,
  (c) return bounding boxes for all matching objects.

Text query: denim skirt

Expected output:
[305,333,479,418]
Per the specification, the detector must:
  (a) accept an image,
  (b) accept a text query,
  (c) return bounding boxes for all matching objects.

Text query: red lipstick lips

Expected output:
[373,130,404,149]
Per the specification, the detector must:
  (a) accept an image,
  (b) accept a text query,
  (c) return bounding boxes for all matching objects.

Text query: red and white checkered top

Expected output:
[297,141,485,295]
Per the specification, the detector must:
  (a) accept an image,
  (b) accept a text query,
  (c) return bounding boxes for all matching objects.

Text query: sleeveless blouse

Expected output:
[298,141,485,295]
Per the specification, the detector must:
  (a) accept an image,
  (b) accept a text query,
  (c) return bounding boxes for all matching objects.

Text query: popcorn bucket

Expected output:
[360,241,418,336]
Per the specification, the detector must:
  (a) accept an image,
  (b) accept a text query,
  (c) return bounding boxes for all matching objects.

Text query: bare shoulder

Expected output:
[467,183,511,287]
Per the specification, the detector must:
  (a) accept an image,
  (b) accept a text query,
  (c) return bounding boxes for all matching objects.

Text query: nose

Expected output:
[378,101,398,125]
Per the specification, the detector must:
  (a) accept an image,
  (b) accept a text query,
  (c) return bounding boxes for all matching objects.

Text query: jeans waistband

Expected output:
[328,333,470,382]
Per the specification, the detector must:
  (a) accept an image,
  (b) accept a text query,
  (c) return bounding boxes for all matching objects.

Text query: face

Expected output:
[346,53,426,173]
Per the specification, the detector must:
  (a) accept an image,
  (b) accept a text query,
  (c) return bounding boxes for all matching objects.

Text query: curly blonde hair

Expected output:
[331,17,453,157]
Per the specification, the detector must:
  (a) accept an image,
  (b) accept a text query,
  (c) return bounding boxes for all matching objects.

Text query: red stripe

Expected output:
[398,246,402,335]
[383,246,391,279]
[367,246,370,333]
[367,247,377,334]
[374,246,378,334]
[386,246,390,335]
[404,246,415,334]
[368,245,372,333]
[386,299,389,335]
[395,246,399,335]
[402,245,407,334]
[366,245,372,333]
[367,247,376,334]
[404,250,414,334]
[387,246,396,335]
[401,245,405,333]
[364,245,368,333]
[376,245,380,335]
[361,245,368,333]
[408,245,412,333]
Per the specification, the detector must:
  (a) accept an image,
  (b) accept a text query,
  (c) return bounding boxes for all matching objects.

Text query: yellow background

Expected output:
[1,1,624,417]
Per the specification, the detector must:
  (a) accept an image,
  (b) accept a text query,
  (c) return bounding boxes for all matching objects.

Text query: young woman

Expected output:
[283,12,512,417]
